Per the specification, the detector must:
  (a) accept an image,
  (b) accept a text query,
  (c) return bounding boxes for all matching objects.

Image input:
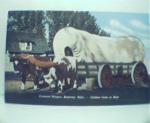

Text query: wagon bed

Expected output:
[76,61,149,88]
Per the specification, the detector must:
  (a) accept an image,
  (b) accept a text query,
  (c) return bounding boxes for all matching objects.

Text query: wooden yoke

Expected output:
[32,59,58,68]
[19,54,58,68]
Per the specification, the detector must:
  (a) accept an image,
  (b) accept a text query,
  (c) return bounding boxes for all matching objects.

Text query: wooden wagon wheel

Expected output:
[97,64,112,88]
[131,61,149,86]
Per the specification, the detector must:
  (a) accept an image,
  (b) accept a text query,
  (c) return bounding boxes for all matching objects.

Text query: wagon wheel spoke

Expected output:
[131,62,148,86]
[134,66,145,81]
[98,64,112,88]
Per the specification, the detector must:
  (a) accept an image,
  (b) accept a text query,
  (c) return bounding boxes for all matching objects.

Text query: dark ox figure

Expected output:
[44,56,77,93]
[52,57,77,92]
[12,55,50,90]
[18,54,77,92]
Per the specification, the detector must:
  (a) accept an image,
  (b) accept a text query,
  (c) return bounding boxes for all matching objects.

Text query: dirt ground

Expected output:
[5,80,52,93]
[5,80,34,92]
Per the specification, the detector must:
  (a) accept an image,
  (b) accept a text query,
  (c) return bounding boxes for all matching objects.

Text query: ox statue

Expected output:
[12,54,53,90]
[44,56,77,93]
[17,54,77,92]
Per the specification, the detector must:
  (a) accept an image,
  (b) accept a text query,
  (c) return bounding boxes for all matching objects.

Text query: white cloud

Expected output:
[142,39,150,48]
[103,27,128,37]
[135,31,149,39]
[110,19,134,34]
[108,19,149,39]
[130,19,149,30]
[110,19,120,27]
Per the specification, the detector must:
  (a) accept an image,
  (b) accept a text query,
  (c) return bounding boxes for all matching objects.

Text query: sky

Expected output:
[90,12,150,59]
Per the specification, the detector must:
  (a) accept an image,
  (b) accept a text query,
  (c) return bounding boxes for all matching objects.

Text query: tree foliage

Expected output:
[7,11,110,51]
[7,11,45,35]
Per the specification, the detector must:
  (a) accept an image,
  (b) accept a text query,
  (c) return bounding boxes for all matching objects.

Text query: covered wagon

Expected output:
[53,27,150,88]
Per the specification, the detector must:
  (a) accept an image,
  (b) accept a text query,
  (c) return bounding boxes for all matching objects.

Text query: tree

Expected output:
[7,11,45,36]
[7,11,110,52]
